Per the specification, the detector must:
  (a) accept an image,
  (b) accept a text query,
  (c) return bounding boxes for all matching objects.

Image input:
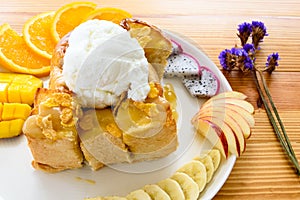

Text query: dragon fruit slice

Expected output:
[182,66,220,97]
[165,52,199,78]
[164,40,220,97]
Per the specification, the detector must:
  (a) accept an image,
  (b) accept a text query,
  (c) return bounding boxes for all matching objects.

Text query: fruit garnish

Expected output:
[127,190,151,200]
[23,11,56,59]
[0,24,50,77]
[157,178,185,200]
[192,91,255,158]
[85,148,223,200]
[143,184,170,199]
[194,154,215,183]
[0,103,31,138]
[164,41,220,97]
[0,73,43,105]
[50,1,97,43]
[171,172,199,200]
[84,7,132,24]
[177,160,207,193]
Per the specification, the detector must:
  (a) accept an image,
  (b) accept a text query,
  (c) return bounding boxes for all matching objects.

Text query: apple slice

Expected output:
[198,110,246,154]
[225,104,255,128]
[196,105,252,139]
[200,116,240,156]
[204,91,247,105]
[202,98,254,114]
[192,119,228,158]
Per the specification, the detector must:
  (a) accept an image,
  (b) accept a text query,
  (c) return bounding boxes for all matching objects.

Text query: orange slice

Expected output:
[51,2,97,43]
[84,7,132,24]
[23,11,56,59]
[0,23,50,77]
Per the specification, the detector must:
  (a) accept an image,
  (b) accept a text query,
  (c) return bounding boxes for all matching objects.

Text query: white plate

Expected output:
[0,31,235,200]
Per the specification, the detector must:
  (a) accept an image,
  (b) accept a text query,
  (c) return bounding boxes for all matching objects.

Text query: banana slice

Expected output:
[143,184,171,200]
[177,160,207,192]
[157,178,185,200]
[85,197,126,200]
[171,172,200,200]
[193,153,215,183]
[204,149,221,172]
[126,189,151,200]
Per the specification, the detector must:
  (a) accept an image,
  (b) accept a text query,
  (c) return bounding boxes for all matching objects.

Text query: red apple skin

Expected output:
[198,107,247,151]
[199,111,246,155]
[200,116,240,157]
[193,119,229,158]
[192,91,255,158]
[201,116,240,157]
[196,103,254,139]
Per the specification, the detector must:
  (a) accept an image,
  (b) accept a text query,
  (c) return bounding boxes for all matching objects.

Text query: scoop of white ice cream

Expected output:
[62,20,150,108]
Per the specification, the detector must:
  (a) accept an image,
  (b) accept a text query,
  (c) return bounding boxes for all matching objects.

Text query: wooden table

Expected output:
[1,0,300,199]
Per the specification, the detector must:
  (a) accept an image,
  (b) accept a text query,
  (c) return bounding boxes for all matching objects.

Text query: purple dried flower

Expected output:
[231,48,254,72]
[218,47,254,72]
[237,22,252,46]
[243,43,255,54]
[219,49,237,71]
[243,54,255,71]
[264,52,280,74]
[252,21,268,49]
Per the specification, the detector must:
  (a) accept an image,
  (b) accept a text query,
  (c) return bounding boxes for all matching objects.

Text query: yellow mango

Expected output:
[0,73,43,105]
[0,119,24,138]
[0,103,31,138]
[1,103,31,121]
[0,73,38,138]
[0,82,9,102]
[0,103,2,120]
[7,82,21,103]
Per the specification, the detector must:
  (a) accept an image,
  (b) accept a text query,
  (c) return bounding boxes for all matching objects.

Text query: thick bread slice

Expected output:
[114,87,178,154]
[23,89,83,172]
[131,136,177,162]
[80,143,104,171]
[79,103,178,165]
[79,109,131,165]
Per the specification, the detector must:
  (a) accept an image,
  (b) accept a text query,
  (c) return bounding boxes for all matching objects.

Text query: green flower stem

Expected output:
[257,70,297,159]
[252,70,300,175]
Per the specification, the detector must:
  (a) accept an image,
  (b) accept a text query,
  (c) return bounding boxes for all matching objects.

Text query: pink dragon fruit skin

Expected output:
[182,66,220,97]
[170,39,183,55]
[165,41,220,97]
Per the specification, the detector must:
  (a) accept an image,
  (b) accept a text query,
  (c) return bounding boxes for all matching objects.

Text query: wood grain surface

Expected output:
[1,0,299,199]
